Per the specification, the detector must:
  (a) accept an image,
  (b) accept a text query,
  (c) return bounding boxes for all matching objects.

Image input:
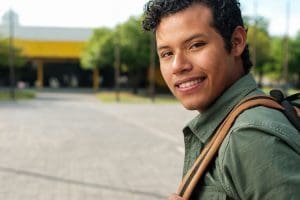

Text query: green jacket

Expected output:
[183,74,300,200]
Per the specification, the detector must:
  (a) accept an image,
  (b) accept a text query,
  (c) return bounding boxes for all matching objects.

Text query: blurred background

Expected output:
[0,0,299,199]
[0,0,299,98]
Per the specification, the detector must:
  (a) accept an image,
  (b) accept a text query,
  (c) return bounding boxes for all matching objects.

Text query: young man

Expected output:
[142,0,300,199]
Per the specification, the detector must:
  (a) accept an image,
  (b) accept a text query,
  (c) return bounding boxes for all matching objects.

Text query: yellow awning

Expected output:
[14,39,86,59]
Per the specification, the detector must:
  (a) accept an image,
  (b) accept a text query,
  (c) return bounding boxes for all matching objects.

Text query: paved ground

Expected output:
[0,90,197,200]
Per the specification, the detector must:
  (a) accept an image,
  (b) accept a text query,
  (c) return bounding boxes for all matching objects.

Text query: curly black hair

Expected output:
[142,0,253,73]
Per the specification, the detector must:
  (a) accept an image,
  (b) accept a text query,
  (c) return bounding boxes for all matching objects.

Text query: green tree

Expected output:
[80,27,115,88]
[289,32,300,87]
[80,27,114,69]
[117,16,153,93]
[246,16,272,86]
[0,39,25,68]
[263,36,284,81]
[81,16,159,92]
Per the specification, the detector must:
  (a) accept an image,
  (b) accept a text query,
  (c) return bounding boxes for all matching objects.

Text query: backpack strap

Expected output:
[177,95,285,200]
[270,89,300,130]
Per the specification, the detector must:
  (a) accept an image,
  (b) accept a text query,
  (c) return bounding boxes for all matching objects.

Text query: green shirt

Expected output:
[183,74,300,200]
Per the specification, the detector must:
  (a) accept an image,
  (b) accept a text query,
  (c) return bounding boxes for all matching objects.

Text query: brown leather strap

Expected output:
[177,96,285,200]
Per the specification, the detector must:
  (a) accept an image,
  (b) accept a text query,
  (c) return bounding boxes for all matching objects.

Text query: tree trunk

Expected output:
[297,72,300,89]
[258,70,263,88]
[129,69,139,94]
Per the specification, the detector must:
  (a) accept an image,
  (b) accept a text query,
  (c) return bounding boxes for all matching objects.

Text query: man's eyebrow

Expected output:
[157,45,170,51]
[184,33,207,44]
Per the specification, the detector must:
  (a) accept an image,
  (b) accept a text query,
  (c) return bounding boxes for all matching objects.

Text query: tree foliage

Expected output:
[289,32,300,86]
[244,16,300,88]
[246,16,272,85]
[116,16,154,92]
[117,16,152,70]
[80,27,114,69]
[80,16,159,91]
[263,36,284,80]
[0,39,25,68]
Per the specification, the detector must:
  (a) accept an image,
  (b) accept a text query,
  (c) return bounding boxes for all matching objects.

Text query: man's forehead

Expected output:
[155,5,214,39]
[156,4,214,30]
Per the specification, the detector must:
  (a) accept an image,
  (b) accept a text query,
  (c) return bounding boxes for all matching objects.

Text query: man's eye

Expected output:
[161,51,173,58]
[190,42,206,49]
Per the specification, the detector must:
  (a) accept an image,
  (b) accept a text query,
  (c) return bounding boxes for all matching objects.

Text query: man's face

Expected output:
[156,4,242,112]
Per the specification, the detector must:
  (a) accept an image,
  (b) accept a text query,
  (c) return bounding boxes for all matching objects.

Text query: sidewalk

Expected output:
[0,91,197,200]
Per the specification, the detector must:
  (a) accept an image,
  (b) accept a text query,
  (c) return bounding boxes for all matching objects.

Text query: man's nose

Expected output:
[172,52,192,74]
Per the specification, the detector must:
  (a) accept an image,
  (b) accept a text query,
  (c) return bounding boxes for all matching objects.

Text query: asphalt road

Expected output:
[0,91,197,200]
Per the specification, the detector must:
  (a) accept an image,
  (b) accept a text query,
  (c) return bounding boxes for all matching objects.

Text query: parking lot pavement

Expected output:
[0,91,197,200]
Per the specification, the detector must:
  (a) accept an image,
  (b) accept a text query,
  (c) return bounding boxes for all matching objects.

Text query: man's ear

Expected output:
[231,26,247,56]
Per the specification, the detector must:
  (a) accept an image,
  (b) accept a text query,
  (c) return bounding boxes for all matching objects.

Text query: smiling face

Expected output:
[156,3,245,112]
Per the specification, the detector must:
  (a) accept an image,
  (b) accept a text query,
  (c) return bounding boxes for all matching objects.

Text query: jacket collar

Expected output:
[183,73,261,144]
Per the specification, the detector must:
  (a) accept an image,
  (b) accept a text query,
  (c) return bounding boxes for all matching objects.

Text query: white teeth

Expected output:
[178,79,203,88]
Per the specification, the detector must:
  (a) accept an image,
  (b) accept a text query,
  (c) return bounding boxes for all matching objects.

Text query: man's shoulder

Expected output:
[216,106,300,199]
[233,105,299,138]
[217,105,300,164]
[218,105,300,161]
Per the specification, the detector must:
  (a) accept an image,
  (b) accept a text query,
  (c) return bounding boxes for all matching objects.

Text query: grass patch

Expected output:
[96,91,178,104]
[0,89,36,100]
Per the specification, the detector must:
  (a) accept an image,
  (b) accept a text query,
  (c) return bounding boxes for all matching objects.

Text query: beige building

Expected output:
[0,10,101,89]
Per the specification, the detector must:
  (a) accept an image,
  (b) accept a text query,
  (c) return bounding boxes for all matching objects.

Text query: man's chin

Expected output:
[177,97,209,112]
[181,101,202,111]
[174,91,208,111]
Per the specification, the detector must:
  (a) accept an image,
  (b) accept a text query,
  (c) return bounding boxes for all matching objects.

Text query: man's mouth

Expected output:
[175,77,206,90]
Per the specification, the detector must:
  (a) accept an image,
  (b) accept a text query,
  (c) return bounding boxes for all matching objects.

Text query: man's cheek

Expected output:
[160,70,170,85]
